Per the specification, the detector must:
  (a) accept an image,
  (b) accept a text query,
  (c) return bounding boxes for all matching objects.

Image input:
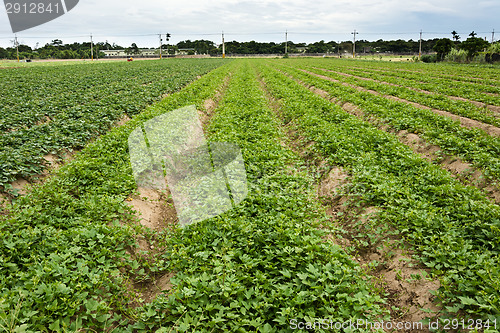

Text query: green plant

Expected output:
[0,61,234,331]
[445,48,468,63]
[257,60,500,320]
[0,59,226,191]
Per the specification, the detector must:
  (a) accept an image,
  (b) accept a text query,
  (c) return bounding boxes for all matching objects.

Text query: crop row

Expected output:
[354,65,500,87]
[0,60,390,332]
[273,61,500,184]
[326,60,500,104]
[0,60,202,109]
[0,60,226,131]
[0,61,235,331]
[348,65,499,103]
[127,60,388,332]
[339,60,500,84]
[257,60,500,320]
[294,60,500,127]
[0,63,148,114]
[0,59,225,192]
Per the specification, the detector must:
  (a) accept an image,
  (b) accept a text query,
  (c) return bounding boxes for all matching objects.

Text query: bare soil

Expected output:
[319,177,442,333]
[281,70,500,203]
[302,69,500,137]
[123,73,234,306]
[199,72,233,125]
[258,71,442,331]
[126,187,178,232]
[317,66,500,115]
[124,187,178,305]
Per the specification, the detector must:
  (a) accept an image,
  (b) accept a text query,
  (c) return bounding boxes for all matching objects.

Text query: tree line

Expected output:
[1,33,498,61]
[428,31,498,63]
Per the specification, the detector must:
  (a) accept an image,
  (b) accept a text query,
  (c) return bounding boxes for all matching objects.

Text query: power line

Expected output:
[2,30,497,39]
[3,29,498,49]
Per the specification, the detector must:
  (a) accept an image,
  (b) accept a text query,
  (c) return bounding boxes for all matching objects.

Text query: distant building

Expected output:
[102,49,158,57]
[102,50,126,57]
[295,46,308,53]
[102,48,201,57]
[176,48,197,55]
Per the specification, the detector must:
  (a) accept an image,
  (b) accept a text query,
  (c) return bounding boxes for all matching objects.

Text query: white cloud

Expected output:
[0,0,497,47]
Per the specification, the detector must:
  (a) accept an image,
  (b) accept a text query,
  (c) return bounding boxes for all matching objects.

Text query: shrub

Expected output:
[421,54,436,63]
[445,48,468,63]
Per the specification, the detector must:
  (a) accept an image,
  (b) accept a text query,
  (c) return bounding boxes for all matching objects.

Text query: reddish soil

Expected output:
[302,69,500,137]
[258,72,442,331]
[282,70,500,204]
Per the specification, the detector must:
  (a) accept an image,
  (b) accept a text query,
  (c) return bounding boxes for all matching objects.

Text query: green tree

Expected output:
[51,39,63,46]
[433,38,453,60]
[461,36,489,60]
[0,47,8,59]
[308,40,328,53]
[58,49,79,59]
[125,43,140,55]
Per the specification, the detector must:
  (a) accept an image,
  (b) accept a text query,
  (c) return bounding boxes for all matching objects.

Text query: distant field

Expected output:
[1,58,499,332]
[0,57,150,68]
[357,54,417,61]
[0,58,225,191]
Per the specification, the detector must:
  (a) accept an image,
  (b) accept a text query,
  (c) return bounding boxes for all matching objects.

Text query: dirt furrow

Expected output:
[312,67,500,115]
[302,69,500,137]
[257,70,442,332]
[123,72,234,307]
[349,66,500,87]
[200,72,233,125]
[280,70,500,205]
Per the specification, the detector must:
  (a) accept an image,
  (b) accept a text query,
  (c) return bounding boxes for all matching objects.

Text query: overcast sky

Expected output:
[0,0,498,48]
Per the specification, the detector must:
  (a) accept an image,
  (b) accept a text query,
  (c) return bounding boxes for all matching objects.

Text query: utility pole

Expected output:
[159,34,163,59]
[15,34,19,62]
[285,30,288,55]
[492,29,495,43]
[90,34,93,61]
[166,33,171,57]
[222,31,225,59]
[351,30,358,58]
[419,30,423,59]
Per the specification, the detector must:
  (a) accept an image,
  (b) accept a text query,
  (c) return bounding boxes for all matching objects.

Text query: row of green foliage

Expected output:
[0,61,234,332]
[327,59,500,103]
[295,59,500,126]
[129,60,387,332]
[348,62,498,103]
[0,60,221,123]
[273,61,500,183]
[0,59,225,191]
[257,61,500,320]
[342,58,500,83]
[342,59,500,94]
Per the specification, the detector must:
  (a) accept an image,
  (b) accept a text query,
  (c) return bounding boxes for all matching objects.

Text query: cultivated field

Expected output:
[0,58,499,332]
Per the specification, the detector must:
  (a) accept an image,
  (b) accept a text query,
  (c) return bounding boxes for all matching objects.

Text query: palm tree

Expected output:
[451,31,460,41]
